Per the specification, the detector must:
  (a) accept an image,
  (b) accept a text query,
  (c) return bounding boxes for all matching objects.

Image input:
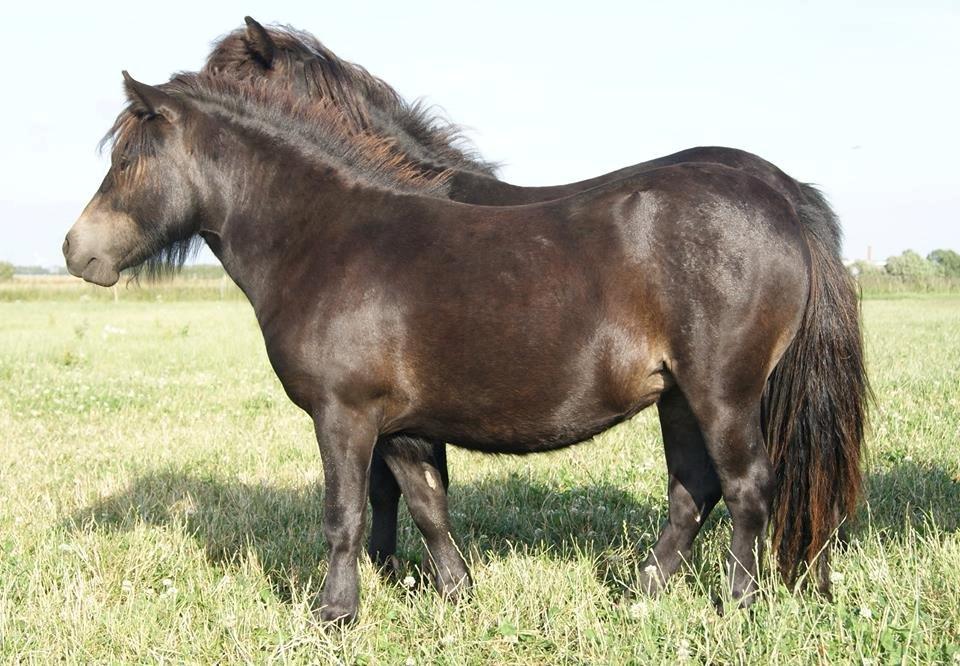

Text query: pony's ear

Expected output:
[122,71,181,122]
[244,16,275,67]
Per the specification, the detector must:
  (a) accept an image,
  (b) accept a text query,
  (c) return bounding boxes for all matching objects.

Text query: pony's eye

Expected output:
[117,157,130,173]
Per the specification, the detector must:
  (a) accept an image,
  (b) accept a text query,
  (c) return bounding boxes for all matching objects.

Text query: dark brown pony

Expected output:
[64,70,866,624]
[205,18,860,578]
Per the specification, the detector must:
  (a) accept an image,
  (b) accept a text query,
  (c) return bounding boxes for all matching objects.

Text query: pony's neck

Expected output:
[193,142,356,309]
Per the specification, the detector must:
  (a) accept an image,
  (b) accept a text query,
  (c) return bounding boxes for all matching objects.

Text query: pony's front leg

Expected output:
[313,402,378,625]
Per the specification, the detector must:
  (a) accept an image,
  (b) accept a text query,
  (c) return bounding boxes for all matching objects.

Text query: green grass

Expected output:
[1,291,959,663]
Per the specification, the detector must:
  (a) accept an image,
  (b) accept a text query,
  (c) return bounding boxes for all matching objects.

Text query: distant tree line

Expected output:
[5,264,68,276]
[850,249,960,279]
[850,249,960,295]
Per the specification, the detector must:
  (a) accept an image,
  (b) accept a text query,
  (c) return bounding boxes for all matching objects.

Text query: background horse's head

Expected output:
[205,18,396,128]
[63,74,201,286]
[204,17,498,177]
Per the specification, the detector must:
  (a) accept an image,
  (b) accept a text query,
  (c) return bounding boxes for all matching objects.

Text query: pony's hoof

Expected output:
[373,554,403,580]
[314,586,360,626]
[636,563,667,597]
[731,586,760,610]
[316,602,358,626]
[435,571,473,604]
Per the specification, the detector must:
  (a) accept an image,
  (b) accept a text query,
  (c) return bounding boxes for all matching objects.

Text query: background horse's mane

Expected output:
[100,71,456,279]
[205,23,500,177]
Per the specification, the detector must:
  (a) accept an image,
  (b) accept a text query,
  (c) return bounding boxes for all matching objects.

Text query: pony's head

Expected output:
[64,68,461,286]
[64,73,201,286]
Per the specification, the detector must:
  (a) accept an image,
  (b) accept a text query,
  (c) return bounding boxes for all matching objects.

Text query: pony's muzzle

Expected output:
[63,228,86,277]
[63,227,121,287]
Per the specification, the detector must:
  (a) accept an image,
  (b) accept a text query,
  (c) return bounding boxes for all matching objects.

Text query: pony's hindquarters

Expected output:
[763,187,868,595]
[630,164,812,603]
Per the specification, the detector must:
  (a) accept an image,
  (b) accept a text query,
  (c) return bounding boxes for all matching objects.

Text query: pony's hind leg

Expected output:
[377,435,470,601]
[368,438,450,578]
[692,397,773,607]
[367,435,450,576]
[432,440,450,489]
[638,386,722,595]
[368,442,402,575]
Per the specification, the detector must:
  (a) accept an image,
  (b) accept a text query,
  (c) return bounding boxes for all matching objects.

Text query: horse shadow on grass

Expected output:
[66,470,670,603]
[858,461,960,538]
[65,462,956,605]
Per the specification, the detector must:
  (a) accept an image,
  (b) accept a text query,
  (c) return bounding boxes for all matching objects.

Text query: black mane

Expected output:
[205,23,500,178]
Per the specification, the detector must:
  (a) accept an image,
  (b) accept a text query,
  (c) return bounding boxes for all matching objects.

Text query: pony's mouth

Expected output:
[79,257,120,287]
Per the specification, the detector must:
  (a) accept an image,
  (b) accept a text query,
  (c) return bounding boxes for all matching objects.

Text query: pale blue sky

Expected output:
[1,1,957,266]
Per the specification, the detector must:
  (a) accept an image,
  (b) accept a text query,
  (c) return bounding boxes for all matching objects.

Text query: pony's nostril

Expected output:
[62,236,70,256]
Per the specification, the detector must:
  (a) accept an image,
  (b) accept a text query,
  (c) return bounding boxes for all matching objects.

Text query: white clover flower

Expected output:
[628,601,649,619]
[402,575,416,589]
[859,606,872,619]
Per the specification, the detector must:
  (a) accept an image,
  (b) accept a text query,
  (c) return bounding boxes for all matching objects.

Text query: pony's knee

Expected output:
[723,458,774,526]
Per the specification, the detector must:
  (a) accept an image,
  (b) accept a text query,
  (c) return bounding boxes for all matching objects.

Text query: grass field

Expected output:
[1,286,958,663]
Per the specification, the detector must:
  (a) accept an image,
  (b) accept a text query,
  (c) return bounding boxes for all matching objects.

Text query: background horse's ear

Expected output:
[122,71,181,122]
[244,16,275,67]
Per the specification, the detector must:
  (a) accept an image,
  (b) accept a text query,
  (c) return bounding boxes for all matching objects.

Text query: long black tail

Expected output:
[762,183,869,595]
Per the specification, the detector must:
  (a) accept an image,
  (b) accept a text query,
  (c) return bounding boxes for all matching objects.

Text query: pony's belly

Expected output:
[402,365,671,454]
